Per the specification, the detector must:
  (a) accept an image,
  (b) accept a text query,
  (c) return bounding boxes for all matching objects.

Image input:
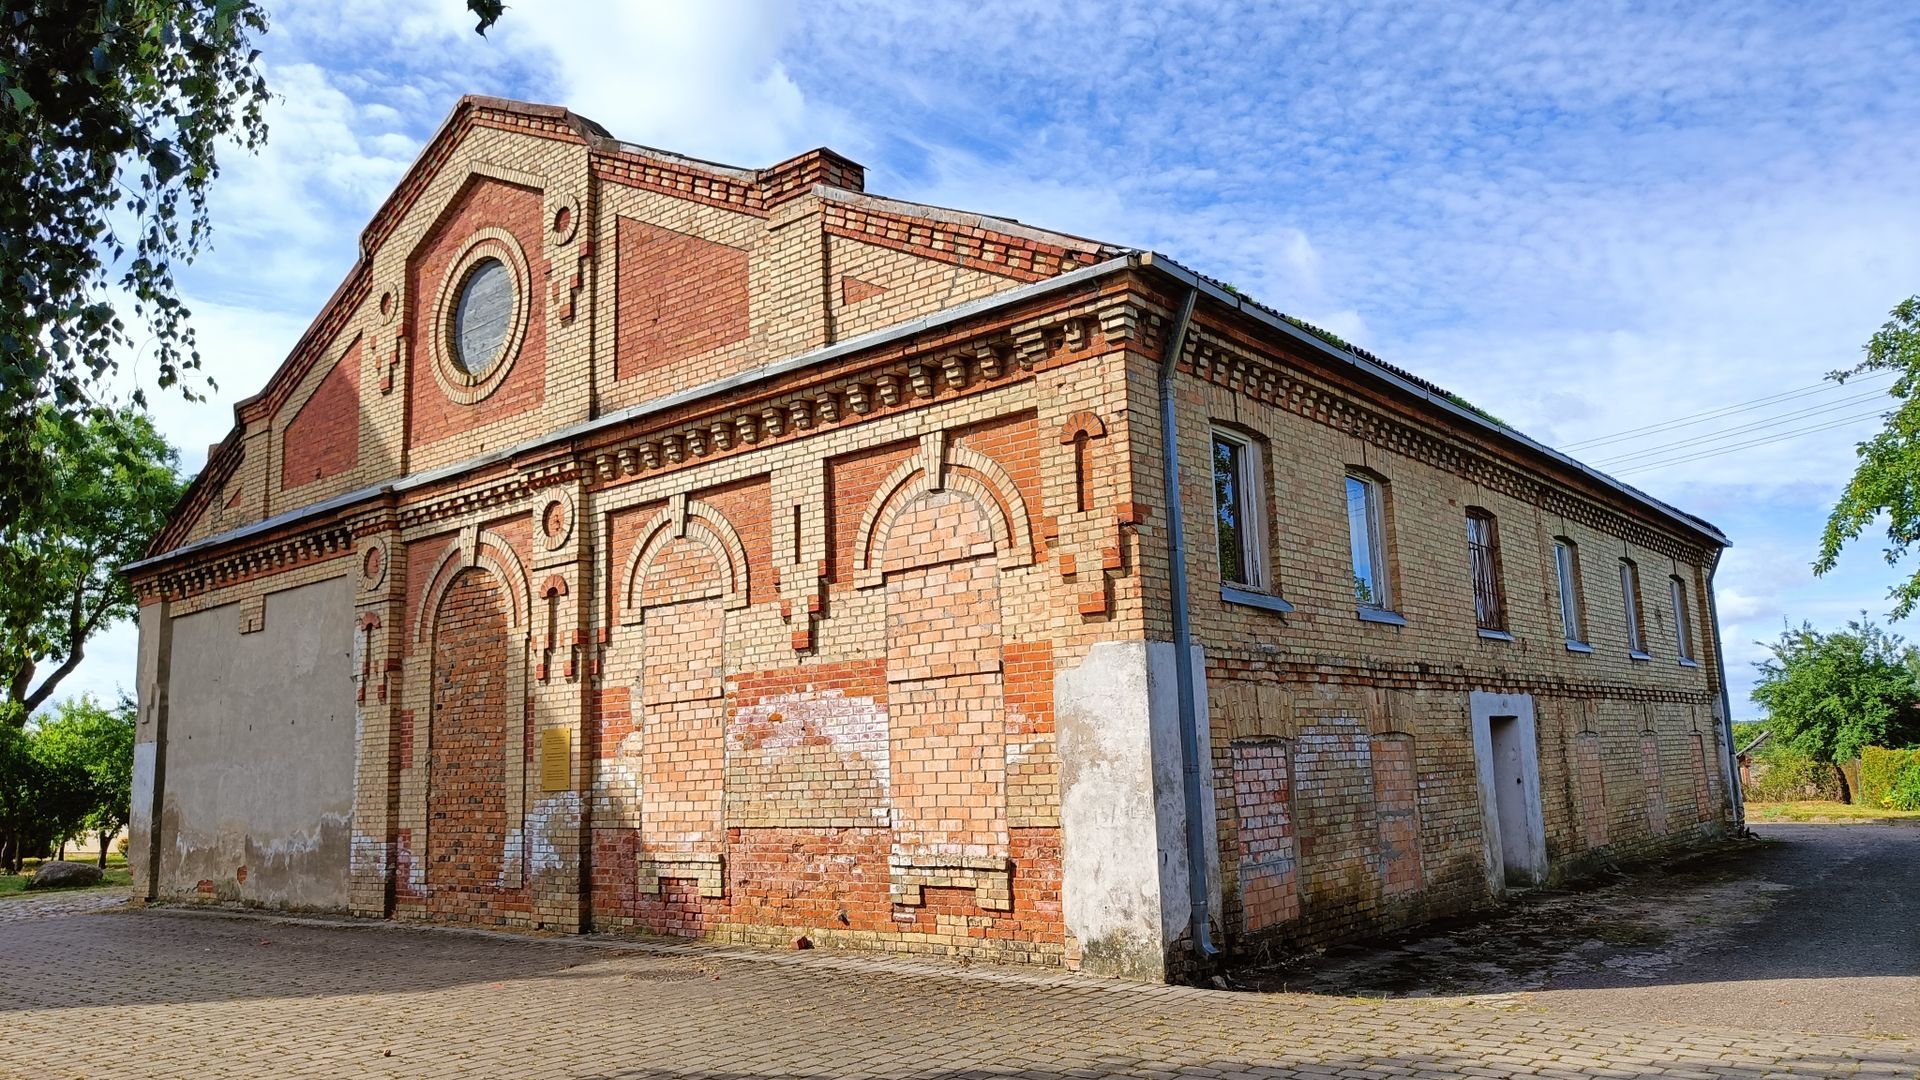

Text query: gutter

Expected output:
[1706,548,1745,825]
[1155,283,1219,961]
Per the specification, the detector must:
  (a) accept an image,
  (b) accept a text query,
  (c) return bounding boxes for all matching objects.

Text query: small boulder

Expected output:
[25,861,103,890]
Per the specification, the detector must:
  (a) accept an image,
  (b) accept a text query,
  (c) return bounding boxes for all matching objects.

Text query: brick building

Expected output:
[125,97,1736,981]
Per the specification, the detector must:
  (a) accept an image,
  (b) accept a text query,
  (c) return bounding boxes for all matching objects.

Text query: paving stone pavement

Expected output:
[0,902,1914,1080]
[0,888,131,924]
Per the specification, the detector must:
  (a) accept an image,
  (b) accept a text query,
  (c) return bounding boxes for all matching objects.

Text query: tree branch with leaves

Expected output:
[1,406,182,726]
[1818,296,1920,613]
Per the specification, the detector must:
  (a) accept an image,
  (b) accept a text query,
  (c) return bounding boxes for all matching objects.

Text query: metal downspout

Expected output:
[1156,284,1219,960]
[1706,548,1744,825]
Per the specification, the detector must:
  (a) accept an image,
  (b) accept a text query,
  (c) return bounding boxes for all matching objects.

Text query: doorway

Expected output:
[1468,691,1547,890]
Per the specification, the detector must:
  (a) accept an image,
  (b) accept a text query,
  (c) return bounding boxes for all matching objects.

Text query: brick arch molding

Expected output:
[853,441,1034,589]
[618,498,750,624]
[411,527,534,644]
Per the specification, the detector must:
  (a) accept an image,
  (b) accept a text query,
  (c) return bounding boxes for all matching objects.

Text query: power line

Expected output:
[1589,388,1893,468]
[1560,370,1892,452]
[1613,408,1889,477]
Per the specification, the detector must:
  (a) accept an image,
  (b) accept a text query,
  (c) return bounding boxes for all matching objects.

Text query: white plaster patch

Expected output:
[397,832,424,893]
[350,832,388,875]
[129,743,156,837]
[525,791,582,877]
[500,828,526,888]
[726,686,888,781]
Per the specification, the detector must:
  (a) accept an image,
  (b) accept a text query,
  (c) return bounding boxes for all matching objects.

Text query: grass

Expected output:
[1745,801,1920,824]
[0,852,133,900]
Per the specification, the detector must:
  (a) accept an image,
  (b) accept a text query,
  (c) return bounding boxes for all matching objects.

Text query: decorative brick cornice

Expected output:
[582,303,1125,490]
[133,524,354,604]
[590,153,767,217]
[395,475,533,533]
[823,202,1104,283]
[588,145,863,218]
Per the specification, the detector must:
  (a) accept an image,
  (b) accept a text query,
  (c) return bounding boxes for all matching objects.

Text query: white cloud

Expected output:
[48,0,1920,725]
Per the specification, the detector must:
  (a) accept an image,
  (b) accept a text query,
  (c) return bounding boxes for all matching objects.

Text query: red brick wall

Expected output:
[425,568,529,925]
[280,340,361,490]
[1641,732,1668,836]
[726,660,889,827]
[693,475,773,606]
[1575,733,1609,848]
[614,218,750,382]
[638,596,726,849]
[406,177,548,452]
[953,411,1047,563]
[826,439,916,582]
[1372,734,1422,897]
[1231,739,1298,932]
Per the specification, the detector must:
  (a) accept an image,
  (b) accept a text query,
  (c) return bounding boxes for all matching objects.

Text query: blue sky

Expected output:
[77,0,1920,719]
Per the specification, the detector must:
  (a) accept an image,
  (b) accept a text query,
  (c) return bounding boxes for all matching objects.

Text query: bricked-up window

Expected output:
[1212,430,1267,589]
[1465,508,1506,631]
[451,257,514,376]
[1670,576,1696,662]
[1553,538,1587,644]
[1620,558,1648,656]
[1346,473,1392,609]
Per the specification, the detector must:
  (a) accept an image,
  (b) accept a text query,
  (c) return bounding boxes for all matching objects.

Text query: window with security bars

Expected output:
[1465,509,1506,631]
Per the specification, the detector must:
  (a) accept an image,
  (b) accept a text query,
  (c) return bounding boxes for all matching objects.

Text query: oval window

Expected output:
[450,257,514,376]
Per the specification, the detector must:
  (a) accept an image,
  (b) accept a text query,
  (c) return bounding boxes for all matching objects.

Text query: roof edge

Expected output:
[1136,252,1730,549]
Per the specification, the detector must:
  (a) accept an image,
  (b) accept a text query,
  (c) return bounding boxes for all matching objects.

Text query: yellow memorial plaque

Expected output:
[540,727,571,792]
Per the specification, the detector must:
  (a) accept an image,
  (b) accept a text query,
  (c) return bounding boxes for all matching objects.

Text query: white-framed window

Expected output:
[1670,576,1695,662]
[1211,429,1268,590]
[1346,473,1392,610]
[1620,558,1647,655]
[1465,508,1506,631]
[1553,538,1586,644]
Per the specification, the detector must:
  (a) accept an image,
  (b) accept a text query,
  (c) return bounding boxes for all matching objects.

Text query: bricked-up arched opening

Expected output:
[426,567,529,924]
[882,488,1011,906]
[628,525,734,930]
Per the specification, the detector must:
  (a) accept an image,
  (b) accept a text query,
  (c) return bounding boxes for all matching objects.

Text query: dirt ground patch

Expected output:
[1232,824,1920,1037]
[1235,834,1776,998]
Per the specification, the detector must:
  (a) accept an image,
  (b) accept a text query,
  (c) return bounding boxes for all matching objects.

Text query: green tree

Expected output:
[1,405,184,724]
[32,694,135,867]
[0,719,92,872]
[1750,617,1920,802]
[0,0,503,526]
[1818,296,1920,612]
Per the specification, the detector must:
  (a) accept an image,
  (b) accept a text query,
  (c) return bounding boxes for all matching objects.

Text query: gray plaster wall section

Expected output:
[1146,641,1219,957]
[1468,691,1546,892]
[156,575,358,910]
[129,603,165,894]
[1056,640,1218,980]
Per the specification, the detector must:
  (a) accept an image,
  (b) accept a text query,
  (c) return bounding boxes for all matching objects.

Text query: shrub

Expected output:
[1744,751,1846,802]
[1859,746,1920,811]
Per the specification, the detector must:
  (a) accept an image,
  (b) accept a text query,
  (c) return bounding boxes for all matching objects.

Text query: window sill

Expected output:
[1221,585,1293,614]
[1628,650,1653,662]
[1356,607,1407,627]
[1565,641,1594,654]
[1678,657,1699,668]
[1477,628,1514,642]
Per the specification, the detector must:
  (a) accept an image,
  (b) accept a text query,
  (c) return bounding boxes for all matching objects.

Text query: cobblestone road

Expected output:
[1,901,1913,1079]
